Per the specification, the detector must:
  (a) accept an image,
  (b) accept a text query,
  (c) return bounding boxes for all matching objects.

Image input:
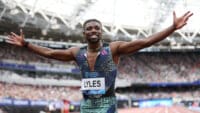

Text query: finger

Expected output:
[182,23,187,27]
[6,40,16,44]
[20,29,23,34]
[10,32,18,37]
[173,11,176,17]
[8,35,13,38]
[185,17,189,22]
[20,29,24,38]
[7,38,19,44]
[186,12,193,18]
[183,11,191,17]
[7,37,15,41]
[173,11,176,20]
[184,13,193,22]
[8,34,16,38]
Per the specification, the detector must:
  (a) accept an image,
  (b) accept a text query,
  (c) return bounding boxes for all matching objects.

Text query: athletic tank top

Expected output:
[75,43,117,99]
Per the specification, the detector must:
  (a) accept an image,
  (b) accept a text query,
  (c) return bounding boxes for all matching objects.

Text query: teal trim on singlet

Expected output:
[80,96,117,113]
[75,43,118,99]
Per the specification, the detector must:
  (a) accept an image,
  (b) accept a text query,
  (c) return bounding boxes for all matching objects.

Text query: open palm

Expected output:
[173,11,193,30]
[7,29,25,47]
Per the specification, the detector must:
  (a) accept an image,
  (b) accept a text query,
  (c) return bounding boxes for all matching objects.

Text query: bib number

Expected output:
[81,78,105,90]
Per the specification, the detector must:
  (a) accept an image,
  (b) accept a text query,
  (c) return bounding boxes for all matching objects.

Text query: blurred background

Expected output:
[0,0,200,113]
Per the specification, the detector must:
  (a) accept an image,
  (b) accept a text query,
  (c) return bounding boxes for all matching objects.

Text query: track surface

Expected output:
[118,106,200,113]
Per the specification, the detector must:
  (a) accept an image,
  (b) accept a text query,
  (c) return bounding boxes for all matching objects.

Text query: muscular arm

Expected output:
[112,25,175,54]
[111,11,193,56]
[7,30,78,61]
[25,43,78,61]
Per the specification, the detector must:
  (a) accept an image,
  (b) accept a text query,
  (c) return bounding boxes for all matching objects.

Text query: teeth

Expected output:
[91,35,98,38]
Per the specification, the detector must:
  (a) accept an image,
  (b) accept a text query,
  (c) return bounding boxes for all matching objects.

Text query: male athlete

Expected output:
[7,11,193,113]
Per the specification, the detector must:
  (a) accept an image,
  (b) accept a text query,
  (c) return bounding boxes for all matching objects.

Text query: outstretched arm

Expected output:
[111,11,193,55]
[7,29,78,61]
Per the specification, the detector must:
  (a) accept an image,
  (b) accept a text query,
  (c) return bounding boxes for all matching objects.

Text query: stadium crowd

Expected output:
[0,81,82,101]
[0,42,75,68]
[129,90,200,100]
[118,52,200,83]
[0,43,200,110]
[1,43,200,83]
[0,81,199,102]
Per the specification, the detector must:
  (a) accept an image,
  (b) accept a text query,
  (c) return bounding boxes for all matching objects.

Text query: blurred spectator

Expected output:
[118,52,200,83]
[0,82,82,101]
[1,43,200,83]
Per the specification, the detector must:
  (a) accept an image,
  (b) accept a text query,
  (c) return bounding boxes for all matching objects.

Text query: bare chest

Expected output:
[86,52,99,71]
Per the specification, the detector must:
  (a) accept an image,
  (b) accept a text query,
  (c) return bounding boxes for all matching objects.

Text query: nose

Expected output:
[89,28,98,35]
[91,27,97,32]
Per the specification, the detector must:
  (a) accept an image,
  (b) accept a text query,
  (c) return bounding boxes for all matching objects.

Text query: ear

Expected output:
[83,31,86,36]
[82,31,87,43]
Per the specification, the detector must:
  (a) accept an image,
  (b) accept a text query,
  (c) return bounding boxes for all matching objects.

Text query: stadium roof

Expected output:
[0,0,200,49]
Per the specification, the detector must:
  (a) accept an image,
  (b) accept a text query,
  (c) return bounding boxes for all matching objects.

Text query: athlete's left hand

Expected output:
[173,11,193,30]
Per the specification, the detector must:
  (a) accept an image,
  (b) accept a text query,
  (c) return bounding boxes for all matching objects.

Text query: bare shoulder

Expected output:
[69,46,80,56]
[109,41,124,55]
[109,41,125,64]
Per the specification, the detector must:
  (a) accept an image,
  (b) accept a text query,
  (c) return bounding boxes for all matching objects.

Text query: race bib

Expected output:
[81,78,105,90]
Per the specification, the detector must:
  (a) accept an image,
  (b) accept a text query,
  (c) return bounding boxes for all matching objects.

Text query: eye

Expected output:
[86,26,92,31]
[95,26,100,30]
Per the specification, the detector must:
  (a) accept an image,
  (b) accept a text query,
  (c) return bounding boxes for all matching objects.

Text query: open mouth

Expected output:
[87,34,100,43]
[90,35,98,38]
[88,33,99,38]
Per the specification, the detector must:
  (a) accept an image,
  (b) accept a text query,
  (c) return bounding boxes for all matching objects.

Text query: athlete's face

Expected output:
[83,21,102,43]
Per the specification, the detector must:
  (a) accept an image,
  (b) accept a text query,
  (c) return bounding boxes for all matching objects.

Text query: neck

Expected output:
[87,41,102,52]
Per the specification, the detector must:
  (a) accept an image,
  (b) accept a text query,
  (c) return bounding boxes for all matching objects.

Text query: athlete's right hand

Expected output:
[7,29,26,47]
